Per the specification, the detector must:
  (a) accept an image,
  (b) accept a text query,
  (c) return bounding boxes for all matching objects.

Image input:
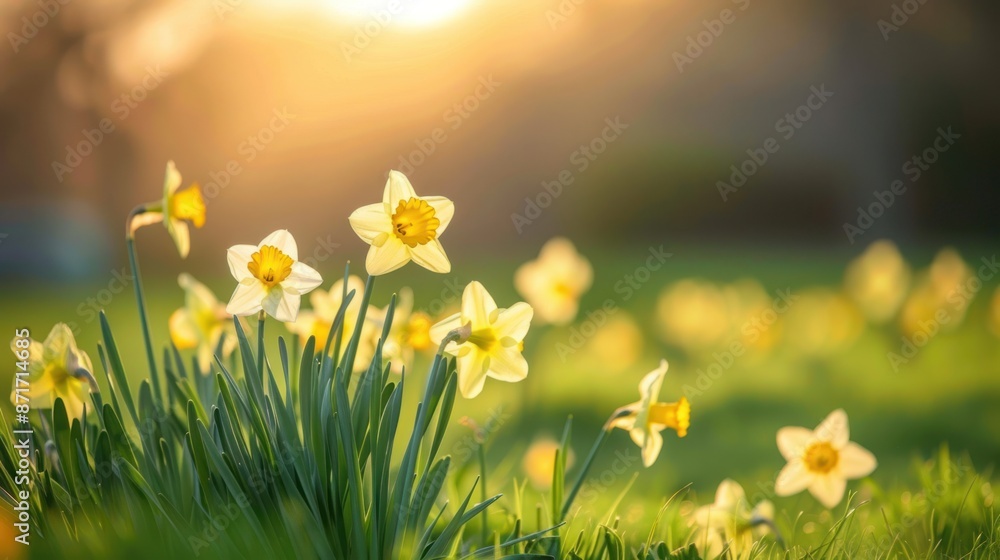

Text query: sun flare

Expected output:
[326,0,475,27]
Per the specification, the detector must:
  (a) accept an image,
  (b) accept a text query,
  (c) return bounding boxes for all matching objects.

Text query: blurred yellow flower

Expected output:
[899,248,973,336]
[723,279,782,353]
[609,360,690,467]
[582,312,644,374]
[514,237,592,325]
[10,324,97,420]
[522,438,574,490]
[169,274,236,373]
[371,287,436,375]
[348,170,454,276]
[129,161,206,258]
[775,409,876,508]
[843,240,911,324]
[226,229,323,322]
[783,289,863,356]
[286,275,378,371]
[656,280,730,351]
[690,479,773,560]
[430,281,533,398]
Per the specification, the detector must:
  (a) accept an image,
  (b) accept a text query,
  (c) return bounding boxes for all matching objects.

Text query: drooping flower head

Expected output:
[10,324,97,420]
[129,161,206,258]
[775,409,877,508]
[430,281,533,398]
[169,273,236,372]
[609,360,690,467]
[286,275,379,371]
[348,170,454,275]
[690,479,774,560]
[515,237,593,325]
[226,229,322,322]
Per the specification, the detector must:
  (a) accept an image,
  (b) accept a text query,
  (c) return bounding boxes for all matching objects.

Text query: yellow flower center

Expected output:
[171,184,206,227]
[467,328,499,353]
[405,312,434,351]
[647,397,690,437]
[248,245,293,289]
[803,441,839,474]
[553,281,575,298]
[391,198,439,248]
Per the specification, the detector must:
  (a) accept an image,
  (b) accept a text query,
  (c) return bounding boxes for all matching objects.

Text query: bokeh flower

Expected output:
[899,248,973,336]
[782,289,863,356]
[129,161,206,258]
[169,273,236,373]
[609,360,690,467]
[370,288,436,374]
[348,170,454,275]
[286,275,378,370]
[430,281,533,398]
[514,237,592,325]
[226,229,322,322]
[690,479,774,560]
[775,409,876,508]
[843,240,911,324]
[523,437,574,490]
[10,324,97,420]
[656,280,730,351]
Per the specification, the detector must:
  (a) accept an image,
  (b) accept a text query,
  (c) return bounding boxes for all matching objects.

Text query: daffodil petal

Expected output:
[409,239,451,273]
[715,479,747,510]
[169,309,199,350]
[284,262,323,294]
[485,345,528,382]
[263,288,300,322]
[493,302,533,341]
[809,475,847,509]
[422,196,454,235]
[776,426,814,461]
[168,219,191,258]
[838,442,877,479]
[639,360,668,402]
[775,460,812,496]
[227,245,258,282]
[163,160,182,197]
[226,281,267,316]
[640,429,663,467]
[815,409,850,448]
[260,229,298,260]
[462,281,497,329]
[385,170,417,208]
[180,273,220,311]
[42,324,75,366]
[429,313,462,347]
[457,349,489,398]
[129,211,164,234]
[349,203,393,245]
[366,237,411,276]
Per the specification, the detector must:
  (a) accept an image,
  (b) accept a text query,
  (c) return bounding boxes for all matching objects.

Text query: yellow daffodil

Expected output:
[348,170,454,276]
[609,360,690,467]
[10,324,97,420]
[523,438,574,490]
[691,479,774,560]
[656,280,730,351]
[370,288,437,375]
[430,281,533,398]
[169,273,236,372]
[899,248,973,336]
[775,409,876,508]
[129,161,206,258]
[783,289,863,356]
[514,237,592,325]
[843,240,911,324]
[226,229,322,322]
[286,275,379,371]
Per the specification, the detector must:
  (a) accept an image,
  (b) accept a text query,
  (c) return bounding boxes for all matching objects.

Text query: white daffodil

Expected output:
[430,281,533,399]
[775,409,877,508]
[226,230,322,322]
[609,360,690,467]
[10,324,97,420]
[691,479,774,560]
[129,161,206,258]
[515,237,593,325]
[348,170,454,276]
[169,273,236,373]
[286,275,379,371]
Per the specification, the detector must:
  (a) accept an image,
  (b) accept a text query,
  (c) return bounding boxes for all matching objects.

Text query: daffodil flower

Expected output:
[515,237,593,325]
[10,324,97,420]
[844,240,911,324]
[691,479,774,560]
[369,287,436,375]
[348,170,454,276]
[169,273,236,372]
[129,161,206,258]
[226,229,322,322]
[430,281,533,399]
[609,360,690,467]
[775,409,877,508]
[286,275,379,371]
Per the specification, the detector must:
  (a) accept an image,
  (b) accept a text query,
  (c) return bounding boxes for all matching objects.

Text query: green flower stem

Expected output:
[125,206,160,402]
[560,408,633,520]
[257,310,266,378]
[478,442,489,544]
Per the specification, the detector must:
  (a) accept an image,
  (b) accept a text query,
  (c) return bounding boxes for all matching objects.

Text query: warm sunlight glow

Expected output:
[326,0,475,27]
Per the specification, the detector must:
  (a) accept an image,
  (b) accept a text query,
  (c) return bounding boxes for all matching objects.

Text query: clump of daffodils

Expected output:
[609,360,690,467]
[9,324,97,420]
